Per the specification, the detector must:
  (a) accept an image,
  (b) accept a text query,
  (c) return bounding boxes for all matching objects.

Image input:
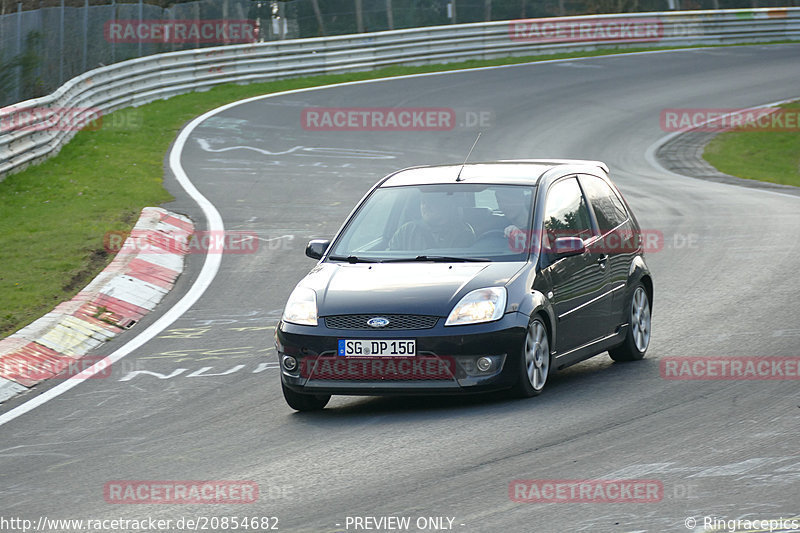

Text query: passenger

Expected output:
[495,188,531,251]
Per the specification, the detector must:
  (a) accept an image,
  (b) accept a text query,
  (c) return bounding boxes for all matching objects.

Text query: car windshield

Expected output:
[328,184,535,262]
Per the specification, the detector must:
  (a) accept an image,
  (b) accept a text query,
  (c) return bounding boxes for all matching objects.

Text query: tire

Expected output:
[510,317,552,398]
[609,283,651,362]
[282,381,330,411]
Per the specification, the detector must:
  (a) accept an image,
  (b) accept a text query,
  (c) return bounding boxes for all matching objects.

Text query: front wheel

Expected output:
[510,317,551,398]
[609,283,651,362]
[282,381,330,411]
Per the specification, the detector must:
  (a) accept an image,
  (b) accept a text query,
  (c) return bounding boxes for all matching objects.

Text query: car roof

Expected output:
[380,159,609,187]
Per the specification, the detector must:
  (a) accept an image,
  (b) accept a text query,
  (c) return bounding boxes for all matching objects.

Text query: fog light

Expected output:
[282,355,298,371]
[476,357,492,372]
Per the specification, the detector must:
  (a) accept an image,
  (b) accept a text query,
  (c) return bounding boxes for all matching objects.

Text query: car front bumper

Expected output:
[275,312,529,395]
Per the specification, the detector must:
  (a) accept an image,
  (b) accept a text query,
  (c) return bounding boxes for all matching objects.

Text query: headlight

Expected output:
[282,287,318,326]
[445,287,507,326]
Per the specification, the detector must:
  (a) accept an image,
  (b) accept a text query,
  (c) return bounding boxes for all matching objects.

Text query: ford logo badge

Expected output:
[367,317,390,328]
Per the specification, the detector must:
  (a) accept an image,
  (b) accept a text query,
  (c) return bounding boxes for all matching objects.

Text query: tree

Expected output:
[0,30,45,105]
[310,0,326,36]
[19,31,45,99]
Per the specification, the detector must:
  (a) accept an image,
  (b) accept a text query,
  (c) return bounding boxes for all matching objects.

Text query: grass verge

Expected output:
[703,101,800,187]
[0,43,795,338]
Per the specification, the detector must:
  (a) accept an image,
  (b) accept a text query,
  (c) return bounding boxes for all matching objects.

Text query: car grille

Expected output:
[324,314,439,330]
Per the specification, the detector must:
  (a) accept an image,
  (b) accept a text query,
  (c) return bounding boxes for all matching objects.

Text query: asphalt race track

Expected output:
[1,44,799,533]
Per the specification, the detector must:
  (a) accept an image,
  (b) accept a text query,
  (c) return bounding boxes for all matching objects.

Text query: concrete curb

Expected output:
[654,102,800,197]
[0,207,193,402]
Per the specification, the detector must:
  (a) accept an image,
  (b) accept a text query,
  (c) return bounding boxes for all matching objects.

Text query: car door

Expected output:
[578,174,636,331]
[539,176,609,355]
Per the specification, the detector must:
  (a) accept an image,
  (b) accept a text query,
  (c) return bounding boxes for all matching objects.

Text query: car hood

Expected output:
[300,262,526,316]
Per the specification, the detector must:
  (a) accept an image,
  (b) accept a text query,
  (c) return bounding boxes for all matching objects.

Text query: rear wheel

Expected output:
[282,381,330,411]
[609,283,651,362]
[510,317,551,398]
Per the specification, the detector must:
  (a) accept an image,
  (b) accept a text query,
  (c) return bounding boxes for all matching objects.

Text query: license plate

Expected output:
[338,339,416,357]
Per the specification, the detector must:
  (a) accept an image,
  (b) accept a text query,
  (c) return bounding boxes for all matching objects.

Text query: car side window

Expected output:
[543,177,594,246]
[579,175,629,233]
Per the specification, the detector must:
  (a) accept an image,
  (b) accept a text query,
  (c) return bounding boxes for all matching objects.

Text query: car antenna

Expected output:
[456,132,481,182]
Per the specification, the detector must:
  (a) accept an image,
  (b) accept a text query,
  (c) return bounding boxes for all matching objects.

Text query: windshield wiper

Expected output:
[381,255,491,263]
[327,255,379,263]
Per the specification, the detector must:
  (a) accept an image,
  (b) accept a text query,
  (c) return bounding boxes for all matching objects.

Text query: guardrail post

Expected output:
[111,0,116,64]
[223,0,230,45]
[356,0,364,33]
[138,0,143,57]
[60,0,65,85]
[15,2,21,103]
[194,2,200,48]
[387,0,394,30]
[83,0,89,73]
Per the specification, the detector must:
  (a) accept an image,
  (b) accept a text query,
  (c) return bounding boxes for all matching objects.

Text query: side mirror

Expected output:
[552,236,585,258]
[305,239,330,260]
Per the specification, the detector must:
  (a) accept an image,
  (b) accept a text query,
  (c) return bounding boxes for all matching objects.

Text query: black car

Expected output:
[276,160,653,411]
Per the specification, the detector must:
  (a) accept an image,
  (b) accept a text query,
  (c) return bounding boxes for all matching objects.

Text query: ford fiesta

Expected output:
[275,160,653,411]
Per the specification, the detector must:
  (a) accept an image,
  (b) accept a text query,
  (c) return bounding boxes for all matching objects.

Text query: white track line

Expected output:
[0,105,236,426]
[2,45,798,426]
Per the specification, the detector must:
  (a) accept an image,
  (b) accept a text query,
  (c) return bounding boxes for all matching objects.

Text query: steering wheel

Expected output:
[475,229,506,240]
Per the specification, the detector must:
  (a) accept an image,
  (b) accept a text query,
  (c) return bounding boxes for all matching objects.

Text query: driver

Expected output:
[389,193,475,251]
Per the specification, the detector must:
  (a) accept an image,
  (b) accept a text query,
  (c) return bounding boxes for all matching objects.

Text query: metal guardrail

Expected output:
[1,7,798,180]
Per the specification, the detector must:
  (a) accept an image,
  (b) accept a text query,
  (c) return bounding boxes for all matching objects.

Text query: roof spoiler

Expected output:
[498,159,609,173]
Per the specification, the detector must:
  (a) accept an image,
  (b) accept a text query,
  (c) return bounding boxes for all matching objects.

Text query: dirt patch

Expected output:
[62,248,110,293]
